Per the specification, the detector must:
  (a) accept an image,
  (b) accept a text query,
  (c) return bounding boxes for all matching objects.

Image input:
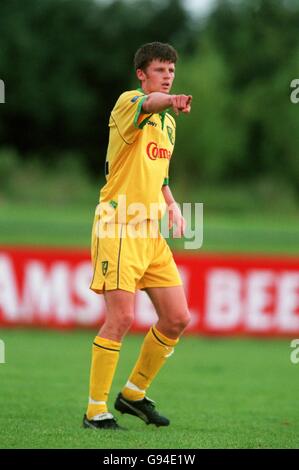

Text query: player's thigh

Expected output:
[104,289,135,314]
[145,285,190,327]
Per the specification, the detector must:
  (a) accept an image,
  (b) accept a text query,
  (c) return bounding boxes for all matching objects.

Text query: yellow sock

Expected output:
[121,326,179,401]
[86,336,121,420]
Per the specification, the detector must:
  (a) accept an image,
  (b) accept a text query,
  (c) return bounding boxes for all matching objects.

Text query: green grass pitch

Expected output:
[0,329,298,449]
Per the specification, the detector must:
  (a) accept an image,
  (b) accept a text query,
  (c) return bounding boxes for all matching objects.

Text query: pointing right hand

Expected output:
[170,94,192,115]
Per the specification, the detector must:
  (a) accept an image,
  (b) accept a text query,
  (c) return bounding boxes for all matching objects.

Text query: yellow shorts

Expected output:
[90,217,182,294]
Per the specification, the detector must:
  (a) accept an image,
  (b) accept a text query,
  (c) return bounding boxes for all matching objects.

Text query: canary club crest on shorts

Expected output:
[102,261,108,275]
[167,126,174,145]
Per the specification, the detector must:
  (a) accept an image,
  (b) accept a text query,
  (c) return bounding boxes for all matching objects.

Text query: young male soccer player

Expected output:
[83,42,192,430]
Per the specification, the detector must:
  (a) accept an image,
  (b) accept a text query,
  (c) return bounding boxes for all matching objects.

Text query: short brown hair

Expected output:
[134,42,178,71]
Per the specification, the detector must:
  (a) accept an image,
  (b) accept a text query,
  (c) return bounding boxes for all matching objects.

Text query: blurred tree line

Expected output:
[0,0,299,195]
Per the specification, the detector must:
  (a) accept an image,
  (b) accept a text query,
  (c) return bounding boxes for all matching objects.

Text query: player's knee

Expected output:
[116,310,134,335]
[169,309,191,336]
[100,309,134,341]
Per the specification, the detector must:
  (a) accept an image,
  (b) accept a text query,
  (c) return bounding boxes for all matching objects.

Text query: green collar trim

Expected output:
[136,87,168,129]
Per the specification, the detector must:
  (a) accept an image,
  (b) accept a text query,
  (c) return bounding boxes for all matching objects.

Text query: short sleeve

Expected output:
[110,90,152,144]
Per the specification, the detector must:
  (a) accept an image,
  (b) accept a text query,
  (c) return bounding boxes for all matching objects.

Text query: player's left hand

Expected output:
[168,202,186,238]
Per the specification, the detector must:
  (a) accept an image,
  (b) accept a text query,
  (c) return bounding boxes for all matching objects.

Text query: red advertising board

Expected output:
[0,246,299,335]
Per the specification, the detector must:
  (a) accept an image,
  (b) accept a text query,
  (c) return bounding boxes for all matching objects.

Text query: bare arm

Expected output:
[142,93,192,115]
[162,185,186,237]
[162,185,176,207]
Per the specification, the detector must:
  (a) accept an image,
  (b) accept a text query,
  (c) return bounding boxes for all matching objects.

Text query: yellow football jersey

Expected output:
[98,88,176,224]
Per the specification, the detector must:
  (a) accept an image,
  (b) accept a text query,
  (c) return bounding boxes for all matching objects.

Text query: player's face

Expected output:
[137,59,175,94]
